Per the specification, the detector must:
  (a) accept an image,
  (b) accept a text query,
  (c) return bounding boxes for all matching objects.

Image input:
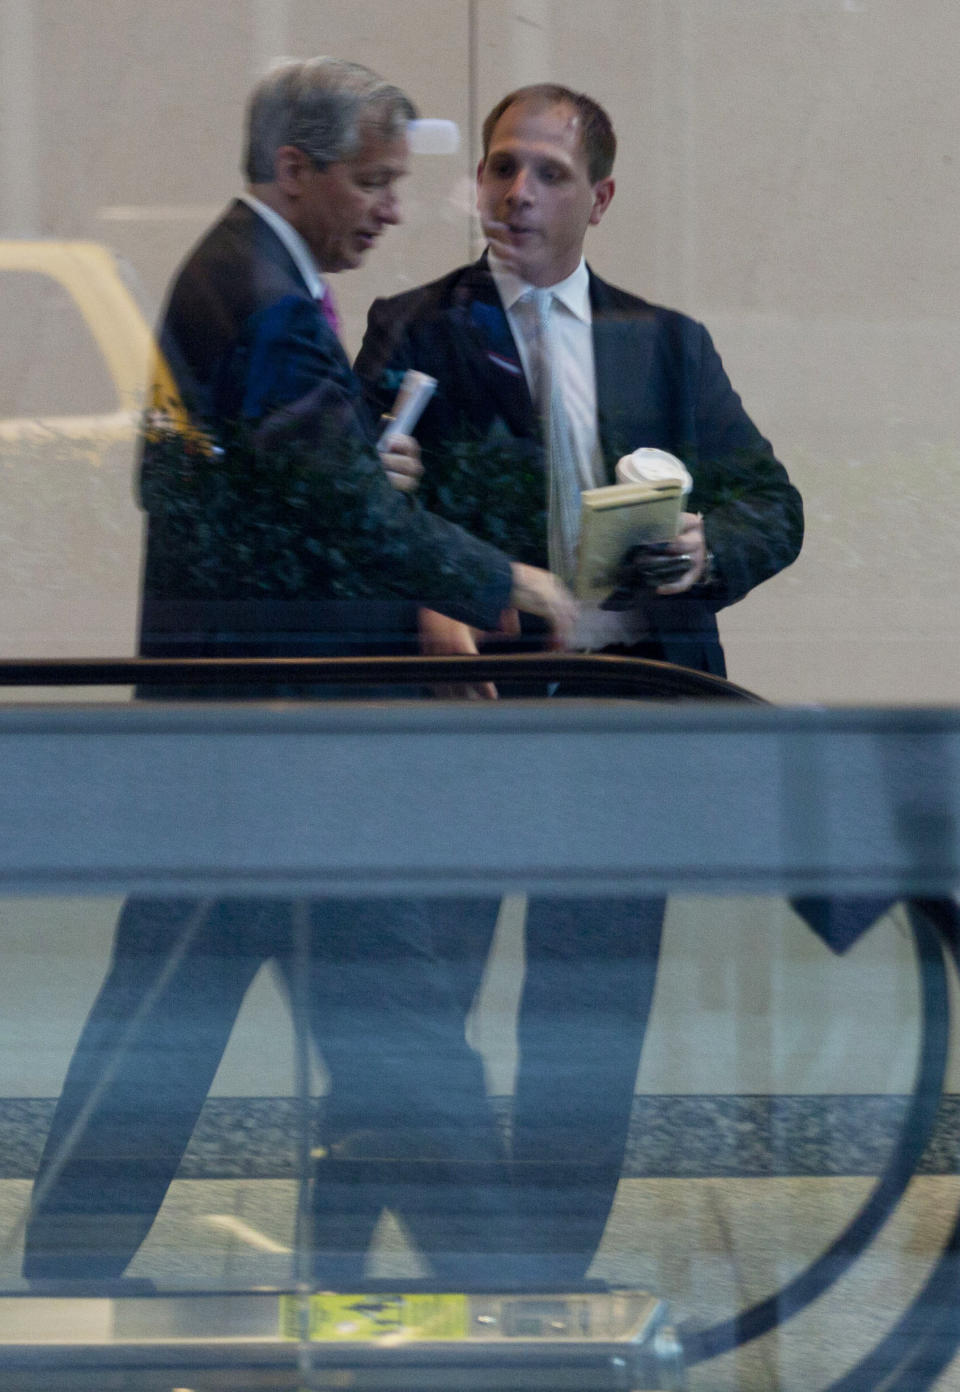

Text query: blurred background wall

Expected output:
[3,0,959,703]
[1,1,957,1100]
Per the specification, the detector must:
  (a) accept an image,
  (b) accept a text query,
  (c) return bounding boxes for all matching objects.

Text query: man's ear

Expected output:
[589,176,615,226]
[274,144,312,197]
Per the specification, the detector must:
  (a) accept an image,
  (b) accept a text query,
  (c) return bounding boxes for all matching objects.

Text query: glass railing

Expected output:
[2,0,959,1385]
[0,662,957,1389]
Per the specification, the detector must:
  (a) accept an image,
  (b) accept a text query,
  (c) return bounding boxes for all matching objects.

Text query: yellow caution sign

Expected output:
[279,1292,471,1342]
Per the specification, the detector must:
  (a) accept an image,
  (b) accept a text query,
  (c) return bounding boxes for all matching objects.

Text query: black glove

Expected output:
[600,542,693,611]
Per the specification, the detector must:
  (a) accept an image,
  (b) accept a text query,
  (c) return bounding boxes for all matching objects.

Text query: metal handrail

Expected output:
[0,653,762,702]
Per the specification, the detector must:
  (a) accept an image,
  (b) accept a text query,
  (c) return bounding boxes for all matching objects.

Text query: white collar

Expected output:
[488,253,591,322]
[240,192,328,303]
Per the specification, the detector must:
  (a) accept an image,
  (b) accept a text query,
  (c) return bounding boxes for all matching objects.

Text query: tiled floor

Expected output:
[0,1172,958,1389]
[0,897,956,1385]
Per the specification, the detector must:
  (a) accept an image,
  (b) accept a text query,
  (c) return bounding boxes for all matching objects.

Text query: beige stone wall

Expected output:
[1,2,955,1108]
[2,0,960,702]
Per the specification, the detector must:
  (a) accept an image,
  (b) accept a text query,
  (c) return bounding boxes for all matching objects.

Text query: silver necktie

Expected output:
[526,288,582,585]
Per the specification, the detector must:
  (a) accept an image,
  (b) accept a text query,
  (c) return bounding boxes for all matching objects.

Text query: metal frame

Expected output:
[0,677,957,897]
[2,656,959,1388]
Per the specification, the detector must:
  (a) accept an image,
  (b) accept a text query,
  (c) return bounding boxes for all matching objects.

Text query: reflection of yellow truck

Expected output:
[0,240,176,654]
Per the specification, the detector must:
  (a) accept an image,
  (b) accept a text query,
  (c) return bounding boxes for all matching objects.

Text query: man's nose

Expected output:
[377,189,402,225]
[505,168,533,204]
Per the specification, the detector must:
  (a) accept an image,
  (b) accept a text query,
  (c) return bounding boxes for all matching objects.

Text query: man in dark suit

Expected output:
[22,60,573,1285]
[137,63,572,656]
[355,83,804,1281]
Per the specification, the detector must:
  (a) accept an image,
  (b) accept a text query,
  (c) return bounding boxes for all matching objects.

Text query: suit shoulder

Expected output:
[589,271,707,335]
[359,263,484,382]
[368,263,483,323]
[167,203,304,320]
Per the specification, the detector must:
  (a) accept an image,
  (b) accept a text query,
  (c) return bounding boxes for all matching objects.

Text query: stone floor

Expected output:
[0,1172,958,1390]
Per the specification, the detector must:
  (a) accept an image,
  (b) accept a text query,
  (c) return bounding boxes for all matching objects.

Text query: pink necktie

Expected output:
[318,284,342,340]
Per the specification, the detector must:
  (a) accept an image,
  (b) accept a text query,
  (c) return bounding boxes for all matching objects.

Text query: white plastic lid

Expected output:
[615,447,693,494]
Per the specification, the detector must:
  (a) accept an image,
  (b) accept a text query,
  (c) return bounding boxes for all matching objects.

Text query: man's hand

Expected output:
[654,512,707,594]
[509,563,577,649]
[378,432,424,492]
[418,608,497,700]
[602,512,708,608]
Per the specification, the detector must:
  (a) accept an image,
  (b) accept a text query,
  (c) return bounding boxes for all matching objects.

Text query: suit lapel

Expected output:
[453,259,538,440]
[443,260,669,462]
[227,200,310,292]
[590,271,659,477]
[228,200,352,370]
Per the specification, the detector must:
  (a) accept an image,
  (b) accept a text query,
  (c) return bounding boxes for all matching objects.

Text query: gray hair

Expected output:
[244,57,417,181]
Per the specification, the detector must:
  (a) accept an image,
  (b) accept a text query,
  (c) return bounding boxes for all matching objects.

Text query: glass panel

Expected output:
[0,0,956,697]
[0,271,117,418]
[0,890,957,1388]
[2,0,960,1385]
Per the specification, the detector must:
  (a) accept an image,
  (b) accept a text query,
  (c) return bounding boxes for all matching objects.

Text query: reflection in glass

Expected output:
[0,893,957,1390]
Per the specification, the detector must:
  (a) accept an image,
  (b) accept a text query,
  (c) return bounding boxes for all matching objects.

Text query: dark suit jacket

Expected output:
[138,203,514,663]
[355,257,803,675]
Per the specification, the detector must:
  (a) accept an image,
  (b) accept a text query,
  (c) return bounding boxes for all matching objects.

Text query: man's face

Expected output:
[477,99,614,287]
[292,127,409,272]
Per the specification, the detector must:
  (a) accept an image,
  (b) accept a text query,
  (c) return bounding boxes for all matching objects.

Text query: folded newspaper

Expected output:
[574,448,693,603]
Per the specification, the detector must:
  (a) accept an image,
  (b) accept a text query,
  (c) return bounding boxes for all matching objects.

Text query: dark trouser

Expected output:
[511,896,664,1283]
[25,893,662,1287]
[22,895,508,1283]
[315,894,665,1287]
[23,606,519,1282]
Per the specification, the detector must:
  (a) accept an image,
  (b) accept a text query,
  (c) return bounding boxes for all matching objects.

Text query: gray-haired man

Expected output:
[23,58,569,1286]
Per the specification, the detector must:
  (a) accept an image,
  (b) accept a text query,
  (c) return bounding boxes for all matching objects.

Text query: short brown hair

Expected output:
[480,84,616,183]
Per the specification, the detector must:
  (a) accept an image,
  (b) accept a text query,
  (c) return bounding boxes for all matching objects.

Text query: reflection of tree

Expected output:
[419,431,547,568]
[139,419,504,607]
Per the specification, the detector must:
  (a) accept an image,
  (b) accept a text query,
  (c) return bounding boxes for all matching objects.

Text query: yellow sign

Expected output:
[279,1292,471,1342]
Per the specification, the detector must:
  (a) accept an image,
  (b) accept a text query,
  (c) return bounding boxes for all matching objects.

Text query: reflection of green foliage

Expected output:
[421,432,547,568]
[140,419,496,606]
[144,422,369,597]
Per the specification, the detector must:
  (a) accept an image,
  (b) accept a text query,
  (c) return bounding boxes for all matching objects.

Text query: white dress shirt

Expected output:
[240,192,332,308]
[489,255,604,493]
[488,253,650,650]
